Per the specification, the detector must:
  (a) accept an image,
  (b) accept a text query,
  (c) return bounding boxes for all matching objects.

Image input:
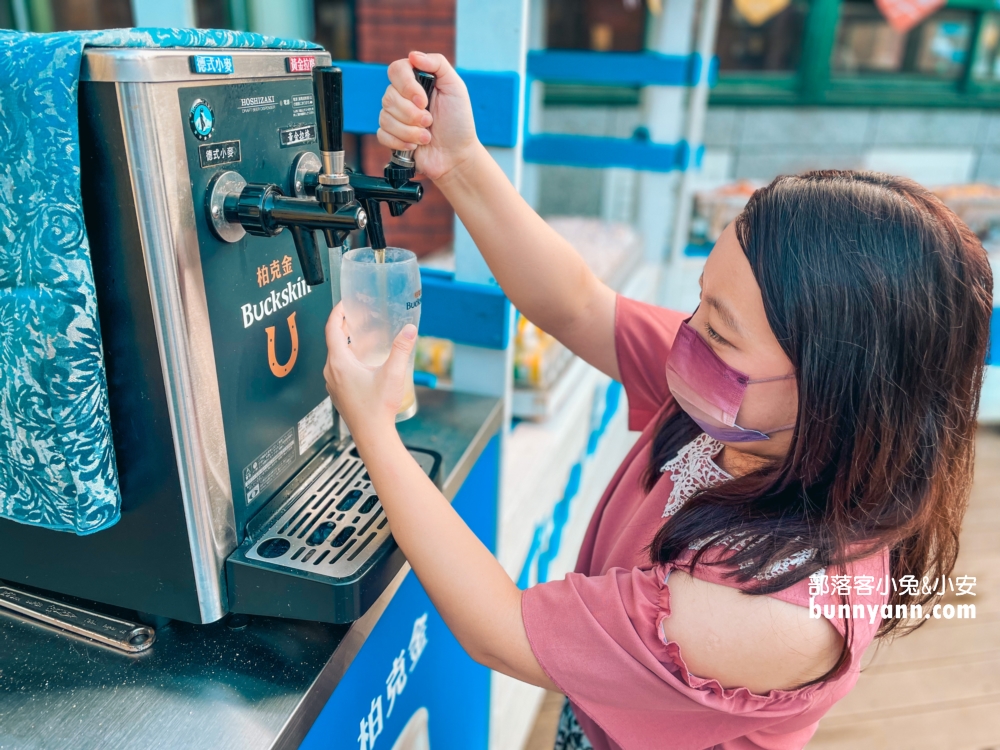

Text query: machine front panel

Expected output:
[179,77,336,534]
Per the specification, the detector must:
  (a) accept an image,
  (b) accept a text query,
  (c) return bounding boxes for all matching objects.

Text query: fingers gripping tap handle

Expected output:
[390,70,436,169]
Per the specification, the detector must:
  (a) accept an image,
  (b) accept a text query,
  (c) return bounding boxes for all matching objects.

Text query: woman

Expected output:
[323,52,993,750]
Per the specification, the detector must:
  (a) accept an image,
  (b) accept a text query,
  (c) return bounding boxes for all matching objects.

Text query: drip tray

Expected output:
[226,439,440,623]
[245,445,437,578]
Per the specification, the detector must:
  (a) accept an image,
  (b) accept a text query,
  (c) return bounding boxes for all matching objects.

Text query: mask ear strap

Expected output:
[764,422,796,435]
[747,372,796,384]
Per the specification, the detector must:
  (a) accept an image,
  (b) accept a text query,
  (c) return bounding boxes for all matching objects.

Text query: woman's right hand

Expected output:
[378,51,480,182]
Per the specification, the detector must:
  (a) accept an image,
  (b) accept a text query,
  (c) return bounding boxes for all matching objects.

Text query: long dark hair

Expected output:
[646,171,992,675]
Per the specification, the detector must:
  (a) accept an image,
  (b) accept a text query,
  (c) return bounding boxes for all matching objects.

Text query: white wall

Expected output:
[246,0,313,39]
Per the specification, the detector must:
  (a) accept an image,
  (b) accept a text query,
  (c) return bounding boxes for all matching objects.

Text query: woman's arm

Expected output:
[378,52,619,380]
[324,313,843,695]
[324,310,556,689]
[663,571,843,694]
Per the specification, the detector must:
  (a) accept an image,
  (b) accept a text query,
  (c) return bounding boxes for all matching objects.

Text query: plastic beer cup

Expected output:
[340,247,422,421]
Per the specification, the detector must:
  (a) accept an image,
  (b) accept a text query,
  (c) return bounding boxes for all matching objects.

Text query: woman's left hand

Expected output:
[323,302,417,441]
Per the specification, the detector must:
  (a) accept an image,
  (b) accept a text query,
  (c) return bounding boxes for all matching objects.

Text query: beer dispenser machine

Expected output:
[0,48,439,630]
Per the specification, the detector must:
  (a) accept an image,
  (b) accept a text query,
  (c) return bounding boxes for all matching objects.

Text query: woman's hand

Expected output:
[378,51,481,182]
[323,302,417,443]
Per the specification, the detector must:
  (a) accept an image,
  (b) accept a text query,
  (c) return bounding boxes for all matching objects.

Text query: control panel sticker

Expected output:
[198,139,241,168]
[189,99,215,140]
[190,55,234,75]
[279,124,317,148]
[243,429,296,504]
[285,56,317,73]
[291,94,315,118]
[298,397,334,455]
[240,94,276,114]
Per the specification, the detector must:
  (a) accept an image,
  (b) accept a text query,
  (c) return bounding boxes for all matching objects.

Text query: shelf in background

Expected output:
[511,218,644,421]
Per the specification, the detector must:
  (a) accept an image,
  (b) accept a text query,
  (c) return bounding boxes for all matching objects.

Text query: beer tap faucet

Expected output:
[311,66,360,252]
[206,66,367,286]
[299,69,436,261]
[360,70,435,261]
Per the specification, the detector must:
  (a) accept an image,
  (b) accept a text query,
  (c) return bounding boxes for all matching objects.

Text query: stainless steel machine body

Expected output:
[0,48,435,625]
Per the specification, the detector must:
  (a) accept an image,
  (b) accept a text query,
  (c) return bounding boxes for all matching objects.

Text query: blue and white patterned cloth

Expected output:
[0,28,319,534]
[555,699,595,750]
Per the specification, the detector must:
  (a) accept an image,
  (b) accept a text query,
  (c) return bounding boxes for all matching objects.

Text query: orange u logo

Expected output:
[266,312,299,377]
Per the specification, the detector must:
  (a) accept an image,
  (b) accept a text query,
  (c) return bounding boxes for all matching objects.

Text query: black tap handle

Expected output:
[313,66,344,153]
[414,70,436,108]
[289,225,325,286]
[360,198,386,252]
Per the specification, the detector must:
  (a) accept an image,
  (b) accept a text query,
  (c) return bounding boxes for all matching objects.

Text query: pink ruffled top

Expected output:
[521,295,890,750]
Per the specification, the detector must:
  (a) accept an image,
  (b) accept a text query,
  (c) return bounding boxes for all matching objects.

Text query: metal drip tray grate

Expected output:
[244,444,438,579]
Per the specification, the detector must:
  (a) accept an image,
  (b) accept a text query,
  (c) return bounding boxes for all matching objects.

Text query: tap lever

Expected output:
[311,66,354,255]
[312,67,349,189]
[313,66,344,157]
[360,198,386,254]
[289,225,324,285]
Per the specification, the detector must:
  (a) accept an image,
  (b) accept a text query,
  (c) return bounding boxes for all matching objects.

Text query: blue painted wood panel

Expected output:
[527,50,703,87]
[299,436,499,750]
[523,132,690,172]
[337,62,519,148]
[419,268,511,350]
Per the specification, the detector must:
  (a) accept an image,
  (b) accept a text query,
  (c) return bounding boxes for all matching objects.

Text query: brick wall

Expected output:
[355,0,455,257]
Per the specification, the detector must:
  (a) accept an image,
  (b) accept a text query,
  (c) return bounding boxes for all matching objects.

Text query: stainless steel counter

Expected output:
[0,388,503,750]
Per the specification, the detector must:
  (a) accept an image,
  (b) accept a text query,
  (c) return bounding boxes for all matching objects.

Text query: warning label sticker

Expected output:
[298,397,334,455]
[291,93,315,118]
[243,429,296,504]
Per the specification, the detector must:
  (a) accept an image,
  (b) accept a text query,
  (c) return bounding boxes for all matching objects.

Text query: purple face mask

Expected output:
[665,321,796,443]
